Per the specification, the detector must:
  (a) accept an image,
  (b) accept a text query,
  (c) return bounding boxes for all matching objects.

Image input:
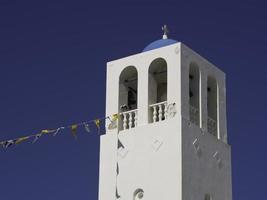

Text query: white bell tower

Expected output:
[98,27,232,200]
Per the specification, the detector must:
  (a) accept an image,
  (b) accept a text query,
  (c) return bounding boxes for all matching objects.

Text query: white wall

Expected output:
[99,42,232,200]
[98,133,118,200]
[117,117,182,200]
[180,44,228,143]
[182,118,232,200]
[180,44,231,200]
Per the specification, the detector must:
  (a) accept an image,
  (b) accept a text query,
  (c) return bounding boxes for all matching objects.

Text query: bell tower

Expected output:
[99,27,232,200]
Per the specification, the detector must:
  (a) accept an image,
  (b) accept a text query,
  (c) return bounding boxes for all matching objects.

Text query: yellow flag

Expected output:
[94,119,101,129]
[41,129,55,134]
[15,136,30,144]
[71,124,78,139]
[112,114,119,121]
[108,114,119,130]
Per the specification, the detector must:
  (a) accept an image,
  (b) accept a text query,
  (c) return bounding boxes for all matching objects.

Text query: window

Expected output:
[189,62,200,126]
[148,58,167,123]
[207,76,218,137]
[118,66,138,130]
[119,66,138,112]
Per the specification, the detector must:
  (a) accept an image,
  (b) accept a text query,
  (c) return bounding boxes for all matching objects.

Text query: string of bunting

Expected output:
[0,113,120,149]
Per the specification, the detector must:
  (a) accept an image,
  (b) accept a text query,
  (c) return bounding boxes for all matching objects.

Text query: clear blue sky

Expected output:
[0,0,266,199]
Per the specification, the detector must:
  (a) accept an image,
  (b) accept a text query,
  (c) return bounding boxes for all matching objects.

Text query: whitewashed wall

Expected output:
[99,42,232,200]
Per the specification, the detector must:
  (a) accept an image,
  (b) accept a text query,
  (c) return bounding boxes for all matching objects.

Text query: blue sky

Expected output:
[0,0,267,199]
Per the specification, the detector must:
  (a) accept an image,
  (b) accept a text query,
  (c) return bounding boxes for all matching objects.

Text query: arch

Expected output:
[207,76,218,137]
[189,62,200,126]
[148,58,168,104]
[119,66,138,112]
[148,58,168,123]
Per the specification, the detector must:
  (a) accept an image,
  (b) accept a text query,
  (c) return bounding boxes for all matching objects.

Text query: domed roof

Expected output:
[143,38,178,52]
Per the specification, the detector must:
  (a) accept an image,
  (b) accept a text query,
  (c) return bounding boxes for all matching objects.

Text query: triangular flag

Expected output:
[108,120,117,130]
[94,119,100,129]
[108,114,119,130]
[15,136,30,144]
[112,114,119,121]
[116,187,121,199]
[84,123,90,133]
[32,133,42,143]
[116,163,119,175]
[117,139,124,149]
[71,124,78,139]
[53,127,64,136]
[41,129,55,135]
[3,140,15,148]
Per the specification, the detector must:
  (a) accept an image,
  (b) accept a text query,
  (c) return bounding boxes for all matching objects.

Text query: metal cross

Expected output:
[162,25,169,36]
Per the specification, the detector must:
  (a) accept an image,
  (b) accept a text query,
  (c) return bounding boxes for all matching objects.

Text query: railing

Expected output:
[149,101,167,123]
[189,105,199,126]
[207,116,217,136]
[119,109,138,131]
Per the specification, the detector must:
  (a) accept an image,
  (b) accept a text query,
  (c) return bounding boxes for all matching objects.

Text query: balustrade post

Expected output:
[153,106,157,122]
[123,113,127,130]
[158,104,163,121]
[129,112,133,129]
[164,102,167,119]
[134,111,138,127]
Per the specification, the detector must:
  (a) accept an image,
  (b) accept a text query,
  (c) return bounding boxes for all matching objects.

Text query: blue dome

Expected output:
[143,39,178,52]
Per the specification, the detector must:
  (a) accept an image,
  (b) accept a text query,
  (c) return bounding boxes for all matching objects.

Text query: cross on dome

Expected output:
[162,25,169,39]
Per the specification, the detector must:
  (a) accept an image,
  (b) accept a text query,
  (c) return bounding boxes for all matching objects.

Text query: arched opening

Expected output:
[207,76,218,137]
[189,62,200,126]
[119,66,138,130]
[148,58,167,123]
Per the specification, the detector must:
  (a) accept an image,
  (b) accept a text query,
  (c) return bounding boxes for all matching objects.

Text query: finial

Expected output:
[162,25,169,39]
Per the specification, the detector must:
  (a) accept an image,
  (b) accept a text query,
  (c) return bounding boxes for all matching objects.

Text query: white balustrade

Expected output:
[120,109,138,131]
[207,116,217,136]
[158,105,163,121]
[164,104,168,119]
[134,112,138,127]
[189,105,199,126]
[149,101,167,123]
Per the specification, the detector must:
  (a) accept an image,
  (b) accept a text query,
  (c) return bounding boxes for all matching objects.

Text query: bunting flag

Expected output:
[94,119,100,129]
[108,120,117,130]
[116,188,121,199]
[0,116,111,149]
[1,106,171,149]
[53,127,64,136]
[71,124,78,139]
[32,133,43,143]
[108,113,119,130]
[112,113,119,121]
[115,127,121,200]
[94,119,101,134]
[84,123,90,133]
[2,140,15,148]
[15,136,30,144]
[41,129,56,135]
[116,163,119,175]
[117,139,124,149]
